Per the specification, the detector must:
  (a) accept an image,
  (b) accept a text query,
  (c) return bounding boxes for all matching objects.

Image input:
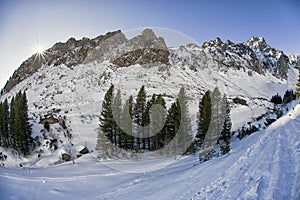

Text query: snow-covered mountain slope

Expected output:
[0,29,298,167]
[0,58,297,167]
[1,103,299,199]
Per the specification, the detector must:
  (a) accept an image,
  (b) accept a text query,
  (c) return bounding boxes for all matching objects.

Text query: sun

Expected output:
[31,41,48,64]
[34,45,45,55]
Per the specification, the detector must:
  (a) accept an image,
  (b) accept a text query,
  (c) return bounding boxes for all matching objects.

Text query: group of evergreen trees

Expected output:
[296,69,300,100]
[97,85,231,158]
[96,85,193,157]
[195,87,232,155]
[270,90,296,105]
[0,91,33,156]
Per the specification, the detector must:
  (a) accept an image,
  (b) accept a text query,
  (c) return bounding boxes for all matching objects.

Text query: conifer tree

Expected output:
[134,85,147,150]
[99,85,115,145]
[119,96,134,150]
[9,91,32,156]
[20,91,33,155]
[95,128,111,159]
[142,94,155,150]
[9,96,16,151]
[0,102,2,146]
[151,94,166,150]
[112,89,122,147]
[196,90,212,148]
[0,99,10,148]
[176,87,193,154]
[165,101,180,154]
[202,87,224,150]
[296,69,300,99]
[220,94,232,143]
[220,141,230,155]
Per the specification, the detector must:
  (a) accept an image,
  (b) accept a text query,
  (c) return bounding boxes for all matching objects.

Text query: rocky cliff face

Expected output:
[3,30,124,93]
[2,29,294,93]
[289,54,300,68]
[171,36,290,79]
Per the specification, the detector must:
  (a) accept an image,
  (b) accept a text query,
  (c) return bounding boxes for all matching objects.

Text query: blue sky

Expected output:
[0,0,299,89]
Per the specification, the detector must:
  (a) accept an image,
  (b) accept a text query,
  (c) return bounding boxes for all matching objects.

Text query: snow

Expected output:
[0,57,297,167]
[0,103,299,199]
[0,39,299,199]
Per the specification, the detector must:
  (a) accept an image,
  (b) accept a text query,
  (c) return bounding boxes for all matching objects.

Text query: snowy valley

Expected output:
[0,29,299,199]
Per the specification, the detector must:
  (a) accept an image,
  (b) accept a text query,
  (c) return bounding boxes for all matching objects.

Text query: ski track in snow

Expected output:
[192,109,300,200]
[1,108,299,200]
[0,63,299,199]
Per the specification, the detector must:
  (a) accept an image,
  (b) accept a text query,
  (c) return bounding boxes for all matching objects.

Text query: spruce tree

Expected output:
[99,85,115,145]
[0,102,2,146]
[10,96,16,151]
[220,141,230,155]
[119,96,134,150]
[151,94,166,150]
[196,90,212,148]
[141,94,153,150]
[220,94,232,143]
[112,89,122,147]
[165,101,180,154]
[20,91,33,155]
[0,99,10,148]
[296,69,300,99]
[134,85,147,150]
[176,87,193,154]
[202,87,224,150]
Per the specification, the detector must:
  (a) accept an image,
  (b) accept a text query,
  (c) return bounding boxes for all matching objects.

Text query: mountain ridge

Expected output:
[1,29,296,94]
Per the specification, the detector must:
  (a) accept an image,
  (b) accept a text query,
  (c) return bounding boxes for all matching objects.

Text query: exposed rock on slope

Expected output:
[2,29,294,94]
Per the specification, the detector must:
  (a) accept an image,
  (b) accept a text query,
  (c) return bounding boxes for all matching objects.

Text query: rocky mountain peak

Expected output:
[126,28,168,50]
[246,36,268,50]
[202,37,224,48]
[1,30,294,94]
[112,29,169,67]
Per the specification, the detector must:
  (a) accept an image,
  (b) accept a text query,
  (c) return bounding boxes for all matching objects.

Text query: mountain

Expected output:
[0,29,298,168]
[0,28,299,199]
[289,54,300,68]
[2,29,296,94]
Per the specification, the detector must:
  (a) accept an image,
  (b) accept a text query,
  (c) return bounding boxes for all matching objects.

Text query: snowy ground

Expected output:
[1,104,299,199]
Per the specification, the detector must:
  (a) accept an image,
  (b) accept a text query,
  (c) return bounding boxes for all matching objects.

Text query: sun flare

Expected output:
[34,45,45,54]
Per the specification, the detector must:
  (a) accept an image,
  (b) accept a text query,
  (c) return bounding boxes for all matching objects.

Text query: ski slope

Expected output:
[1,104,299,199]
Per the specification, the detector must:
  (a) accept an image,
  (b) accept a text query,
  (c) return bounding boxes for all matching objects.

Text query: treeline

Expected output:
[97,85,232,158]
[195,87,232,155]
[0,91,33,156]
[96,85,194,157]
[270,90,295,105]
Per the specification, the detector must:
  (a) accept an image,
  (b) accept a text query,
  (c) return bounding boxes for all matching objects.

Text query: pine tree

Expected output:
[20,91,33,155]
[176,87,193,154]
[141,94,154,150]
[95,127,111,159]
[134,85,147,150]
[0,99,10,148]
[220,141,230,155]
[119,96,134,150]
[202,87,224,150]
[9,96,16,151]
[165,101,180,154]
[151,94,166,150]
[99,85,115,145]
[220,94,232,143]
[296,69,300,99]
[283,90,295,104]
[195,90,212,148]
[8,91,32,156]
[112,89,122,147]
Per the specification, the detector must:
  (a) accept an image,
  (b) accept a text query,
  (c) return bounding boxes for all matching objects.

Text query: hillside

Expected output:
[0,102,299,199]
[0,29,298,168]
